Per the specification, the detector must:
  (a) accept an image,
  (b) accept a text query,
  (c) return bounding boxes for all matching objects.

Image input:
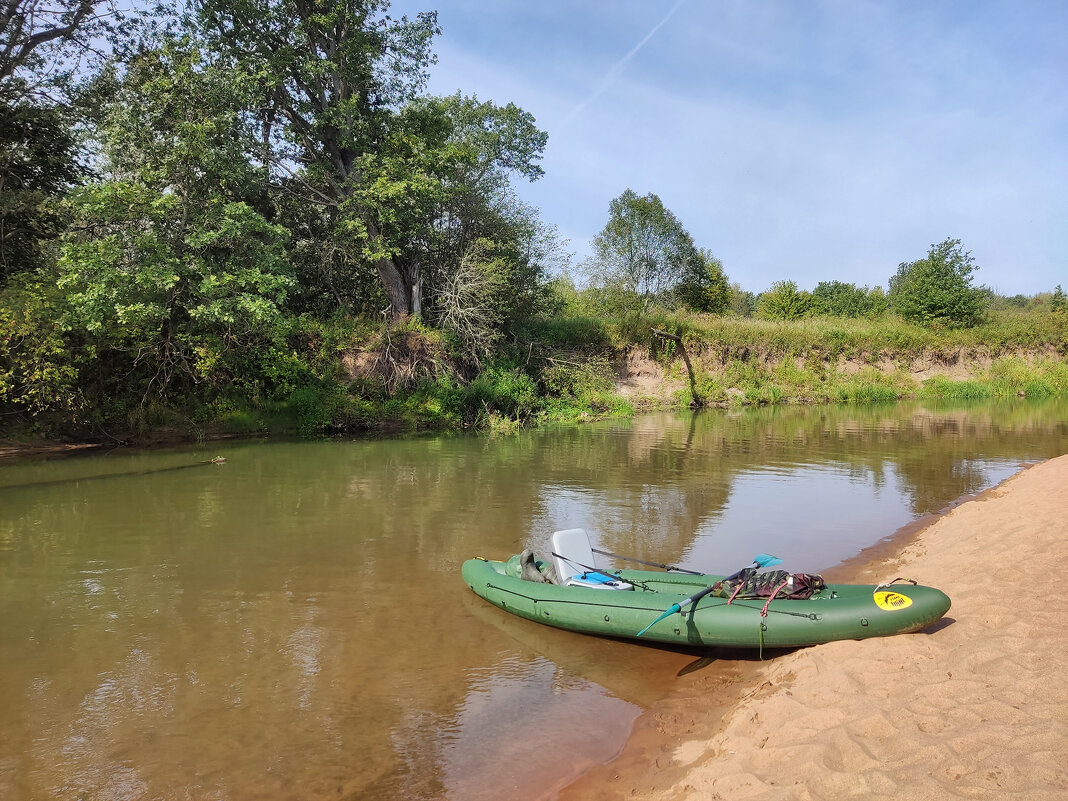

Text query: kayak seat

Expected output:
[550,529,633,591]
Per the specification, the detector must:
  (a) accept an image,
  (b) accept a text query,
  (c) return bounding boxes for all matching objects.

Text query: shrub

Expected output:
[888,238,987,328]
[755,281,814,320]
[464,365,541,423]
[811,281,888,318]
[0,278,80,416]
[539,356,613,399]
[675,250,730,313]
[1051,285,1066,313]
[919,376,991,400]
[287,385,345,436]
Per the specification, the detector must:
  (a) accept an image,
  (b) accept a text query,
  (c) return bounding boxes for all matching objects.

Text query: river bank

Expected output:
[559,454,1068,801]
[4,311,1066,446]
[4,348,1065,454]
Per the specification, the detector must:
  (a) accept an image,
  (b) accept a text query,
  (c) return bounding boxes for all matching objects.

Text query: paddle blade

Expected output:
[754,553,783,568]
[636,603,682,637]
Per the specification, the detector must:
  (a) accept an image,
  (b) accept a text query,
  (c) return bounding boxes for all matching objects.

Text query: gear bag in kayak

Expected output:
[712,568,826,600]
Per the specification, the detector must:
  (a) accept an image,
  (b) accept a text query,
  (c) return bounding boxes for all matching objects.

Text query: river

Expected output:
[2,399,1066,800]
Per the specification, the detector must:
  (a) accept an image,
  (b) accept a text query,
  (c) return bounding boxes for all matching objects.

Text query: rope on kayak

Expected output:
[759,578,792,618]
[590,547,703,575]
[725,581,745,605]
[550,551,624,583]
[873,577,917,593]
[699,598,824,621]
[548,552,658,592]
[486,582,665,612]
[756,577,791,658]
[490,580,825,621]
[489,580,828,623]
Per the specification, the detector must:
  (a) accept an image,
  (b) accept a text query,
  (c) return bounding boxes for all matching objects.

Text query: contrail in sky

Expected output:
[560,0,688,129]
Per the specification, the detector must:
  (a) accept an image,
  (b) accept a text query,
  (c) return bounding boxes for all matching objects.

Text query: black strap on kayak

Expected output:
[590,547,703,575]
[550,552,622,583]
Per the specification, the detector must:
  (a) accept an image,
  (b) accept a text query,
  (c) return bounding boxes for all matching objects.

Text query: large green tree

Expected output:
[195,0,441,318]
[585,189,706,316]
[196,1,553,326]
[810,280,888,318]
[675,248,730,314]
[0,94,80,279]
[57,41,294,402]
[888,238,986,328]
[3,0,565,422]
[363,92,550,322]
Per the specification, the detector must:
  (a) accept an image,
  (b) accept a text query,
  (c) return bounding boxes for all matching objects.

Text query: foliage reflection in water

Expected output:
[1,399,1066,800]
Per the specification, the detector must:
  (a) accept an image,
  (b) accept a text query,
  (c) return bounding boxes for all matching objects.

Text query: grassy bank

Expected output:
[680,349,1068,408]
[638,310,1068,409]
[5,308,1066,447]
[201,308,1067,438]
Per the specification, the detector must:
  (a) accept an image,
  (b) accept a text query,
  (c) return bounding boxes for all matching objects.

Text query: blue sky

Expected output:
[390,0,1066,296]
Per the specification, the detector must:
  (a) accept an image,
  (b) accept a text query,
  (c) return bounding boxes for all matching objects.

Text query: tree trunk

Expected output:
[376,256,427,321]
[376,256,411,319]
[410,260,422,319]
[365,215,418,320]
[652,329,704,408]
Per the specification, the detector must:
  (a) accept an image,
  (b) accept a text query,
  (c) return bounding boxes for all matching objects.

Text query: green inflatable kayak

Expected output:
[462,529,951,650]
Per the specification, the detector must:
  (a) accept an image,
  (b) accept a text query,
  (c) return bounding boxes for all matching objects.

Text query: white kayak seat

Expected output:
[550,529,633,590]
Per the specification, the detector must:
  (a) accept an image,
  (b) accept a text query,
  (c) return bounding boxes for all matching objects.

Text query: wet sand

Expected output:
[559,454,1068,801]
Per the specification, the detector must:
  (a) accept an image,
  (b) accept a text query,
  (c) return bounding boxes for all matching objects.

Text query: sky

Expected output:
[389,0,1066,296]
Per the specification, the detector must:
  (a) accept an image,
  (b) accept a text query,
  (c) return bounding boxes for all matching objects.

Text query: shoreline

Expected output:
[558,454,1068,800]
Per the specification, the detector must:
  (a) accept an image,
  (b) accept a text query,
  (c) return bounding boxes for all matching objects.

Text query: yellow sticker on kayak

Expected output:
[873,591,913,611]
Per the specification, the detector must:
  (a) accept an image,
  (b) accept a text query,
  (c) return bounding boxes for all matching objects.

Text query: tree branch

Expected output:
[652,328,704,408]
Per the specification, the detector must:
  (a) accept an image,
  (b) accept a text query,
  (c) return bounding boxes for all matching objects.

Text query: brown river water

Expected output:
[2,399,1066,800]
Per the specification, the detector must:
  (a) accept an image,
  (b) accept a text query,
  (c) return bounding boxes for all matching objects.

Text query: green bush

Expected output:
[464,365,541,423]
[287,385,346,436]
[888,238,987,328]
[830,374,903,404]
[755,281,813,320]
[919,376,991,400]
[675,250,730,313]
[1038,358,1068,392]
[539,356,613,399]
[811,281,887,318]
[0,278,81,416]
[215,407,264,434]
[1021,380,1056,398]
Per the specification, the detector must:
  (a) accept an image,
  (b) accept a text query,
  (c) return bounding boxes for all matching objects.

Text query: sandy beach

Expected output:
[560,453,1068,801]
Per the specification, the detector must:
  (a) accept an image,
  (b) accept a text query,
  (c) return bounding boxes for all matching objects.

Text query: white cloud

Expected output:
[392,0,1067,294]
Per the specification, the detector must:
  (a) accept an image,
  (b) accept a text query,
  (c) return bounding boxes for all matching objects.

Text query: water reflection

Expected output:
[438,657,635,801]
[1,398,1066,800]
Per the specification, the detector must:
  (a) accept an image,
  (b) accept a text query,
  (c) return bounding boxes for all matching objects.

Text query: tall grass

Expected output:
[919,357,1068,401]
[628,309,1067,410]
[208,308,1066,437]
[653,308,1067,361]
[693,357,914,407]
